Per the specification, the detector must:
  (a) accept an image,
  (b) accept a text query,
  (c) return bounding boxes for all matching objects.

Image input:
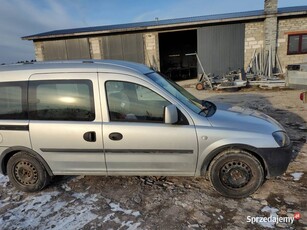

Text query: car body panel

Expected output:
[194,127,280,176]
[0,120,31,148]
[28,72,106,175]
[98,73,198,175]
[208,103,285,133]
[103,122,198,175]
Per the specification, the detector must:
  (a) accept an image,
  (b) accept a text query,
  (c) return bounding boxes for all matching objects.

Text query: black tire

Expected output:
[208,149,264,198]
[7,152,50,192]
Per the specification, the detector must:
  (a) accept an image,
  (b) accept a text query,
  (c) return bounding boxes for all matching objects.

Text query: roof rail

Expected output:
[82,60,94,64]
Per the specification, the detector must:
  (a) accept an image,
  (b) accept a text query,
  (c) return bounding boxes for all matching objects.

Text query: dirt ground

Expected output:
[0,86,306,230]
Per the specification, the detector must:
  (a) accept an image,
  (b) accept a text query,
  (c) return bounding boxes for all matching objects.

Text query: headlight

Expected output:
[272,131,291,147]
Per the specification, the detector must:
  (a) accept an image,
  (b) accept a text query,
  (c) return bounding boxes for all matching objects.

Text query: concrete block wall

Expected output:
[34,42,44,61]
[244,22,264,70]
[89,37,102,59]
[264,0,278,71]
[277,17,307,72]
[264,0,278,14]
[143,33,160,70]
[264,16,278,64]
[245,17,307,73]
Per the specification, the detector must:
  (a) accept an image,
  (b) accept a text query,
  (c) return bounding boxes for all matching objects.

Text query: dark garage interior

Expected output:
[159,30,197,81]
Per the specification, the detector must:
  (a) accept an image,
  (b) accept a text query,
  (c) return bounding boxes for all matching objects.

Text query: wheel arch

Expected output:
[0,146,53,177]
[201,144,268,177]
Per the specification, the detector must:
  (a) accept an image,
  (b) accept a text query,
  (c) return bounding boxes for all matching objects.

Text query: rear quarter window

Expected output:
[0,82,27,119]
[29,80,95,121]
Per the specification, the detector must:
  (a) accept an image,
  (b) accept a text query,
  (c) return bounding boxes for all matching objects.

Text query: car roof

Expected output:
[0,60,154,81]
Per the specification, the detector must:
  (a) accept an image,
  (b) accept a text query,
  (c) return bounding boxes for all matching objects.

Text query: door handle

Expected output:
[109,132,123,141]
[83,131,96,142]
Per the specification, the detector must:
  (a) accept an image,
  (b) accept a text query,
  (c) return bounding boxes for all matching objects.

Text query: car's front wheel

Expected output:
[7,152,50,192]
[209,149,264,198]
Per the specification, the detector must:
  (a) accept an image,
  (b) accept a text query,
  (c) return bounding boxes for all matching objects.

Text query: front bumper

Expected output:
[257,144,293,178]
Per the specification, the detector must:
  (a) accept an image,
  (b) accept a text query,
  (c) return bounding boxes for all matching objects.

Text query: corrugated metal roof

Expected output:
[278,5,307,13]
[22,6,307,40]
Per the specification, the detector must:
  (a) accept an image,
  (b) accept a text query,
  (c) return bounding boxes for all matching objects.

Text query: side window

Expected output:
[0,82,27,119]
[288,35,300,54]
[288,34,307,54]
[29,80,95,121]
[106,81,170,122]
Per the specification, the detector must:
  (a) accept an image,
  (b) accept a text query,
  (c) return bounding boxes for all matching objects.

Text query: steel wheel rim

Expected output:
[220,161,252,189]
[14,161,38,185]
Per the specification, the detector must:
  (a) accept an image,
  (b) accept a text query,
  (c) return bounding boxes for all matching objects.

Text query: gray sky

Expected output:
[0,0,305,64]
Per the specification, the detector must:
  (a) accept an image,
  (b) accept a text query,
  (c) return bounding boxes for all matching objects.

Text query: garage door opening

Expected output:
[159,30,197,81]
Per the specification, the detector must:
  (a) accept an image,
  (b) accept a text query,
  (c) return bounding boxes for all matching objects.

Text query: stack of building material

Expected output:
[246,47,285,88]
[246,47,283,77]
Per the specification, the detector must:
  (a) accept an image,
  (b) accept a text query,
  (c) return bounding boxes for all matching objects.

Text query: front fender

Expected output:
[195,136,277,176]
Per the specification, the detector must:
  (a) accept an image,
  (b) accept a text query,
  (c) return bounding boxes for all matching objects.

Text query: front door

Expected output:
[29,73,106,175]
[101,76,198,176]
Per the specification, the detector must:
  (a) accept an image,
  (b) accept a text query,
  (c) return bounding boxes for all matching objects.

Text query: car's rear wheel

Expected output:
[208,149,264,198]
[7,152,50,192]
[196,83,204,90]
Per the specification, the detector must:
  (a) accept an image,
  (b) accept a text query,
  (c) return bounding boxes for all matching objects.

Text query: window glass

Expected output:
[0,82,27,119]
[136,86,165,101]
[29,80,95,121]
[147,72,203,114]
[288,34,307,54]
[302,35,307,52]
[106,81,170,122]
[288,35,300,53]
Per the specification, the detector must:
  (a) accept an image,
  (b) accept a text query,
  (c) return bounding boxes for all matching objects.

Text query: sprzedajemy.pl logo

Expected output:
[247,212,301,226]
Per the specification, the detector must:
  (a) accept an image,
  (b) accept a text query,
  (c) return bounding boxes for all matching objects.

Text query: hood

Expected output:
[207,103,285,134]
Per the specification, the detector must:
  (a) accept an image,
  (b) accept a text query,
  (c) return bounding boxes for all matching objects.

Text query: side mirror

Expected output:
[164,104,178,124]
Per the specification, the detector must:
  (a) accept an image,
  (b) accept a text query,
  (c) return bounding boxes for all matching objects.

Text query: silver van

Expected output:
[0,60,292,198]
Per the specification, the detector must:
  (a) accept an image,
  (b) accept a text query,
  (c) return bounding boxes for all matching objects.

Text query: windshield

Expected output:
[147,72,213,116]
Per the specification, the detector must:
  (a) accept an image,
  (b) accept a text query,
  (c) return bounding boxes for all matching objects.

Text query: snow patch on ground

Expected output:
[0,174,9,187]
[0,176,142,229]
[102,212,141,230]
[0,190,98,230]
[109,202,141,217]
[61,183,72,191]
[100,202,142,229]
[106,217,141,229]
[291,172,304,181]
[259,206,279,228]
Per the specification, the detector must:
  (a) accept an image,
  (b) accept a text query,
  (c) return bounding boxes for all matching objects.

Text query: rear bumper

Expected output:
[257,144,293,178]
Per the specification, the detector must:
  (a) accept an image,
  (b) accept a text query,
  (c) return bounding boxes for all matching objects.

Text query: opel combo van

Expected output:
[0,60,292,198]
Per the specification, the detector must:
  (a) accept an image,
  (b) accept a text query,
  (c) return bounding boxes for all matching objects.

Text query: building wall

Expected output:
[264,16,278,68]
[36,38,91,61]
[33,16,307,75]
[89,37,102,59]
[244,17,307,73]
[244,22,264,70]
[143,33,160,71]
[264,0,278,74]
[34,42,44,61]
[101,33,145,63]
[277,17,307,72]
[199,24,245,76]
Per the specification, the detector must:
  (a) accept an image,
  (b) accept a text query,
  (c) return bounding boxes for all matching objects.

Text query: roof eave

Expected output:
[22,15,265,41]
[22,10,307,41]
